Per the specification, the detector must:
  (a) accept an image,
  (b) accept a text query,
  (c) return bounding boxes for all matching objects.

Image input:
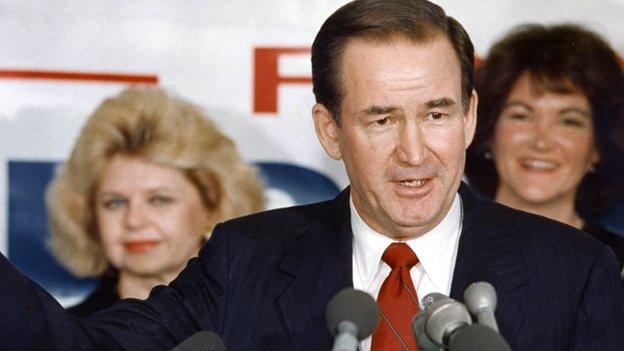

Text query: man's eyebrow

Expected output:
[426,98,456,109]
[358,99,457,115]
[360,105,397,115]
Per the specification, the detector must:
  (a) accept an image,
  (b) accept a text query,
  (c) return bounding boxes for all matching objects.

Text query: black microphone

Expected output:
[171,331,226,351]
[326,288,379,351]
[448,324,511,351]
[463,282,499,332]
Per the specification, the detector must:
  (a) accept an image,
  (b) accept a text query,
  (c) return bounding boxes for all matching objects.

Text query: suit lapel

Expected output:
[451,183,530,341]
[272,183,532,347]
[276,188,353,350]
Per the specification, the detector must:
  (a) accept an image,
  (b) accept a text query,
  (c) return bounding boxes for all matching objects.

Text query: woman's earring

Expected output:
[484,151,492,160]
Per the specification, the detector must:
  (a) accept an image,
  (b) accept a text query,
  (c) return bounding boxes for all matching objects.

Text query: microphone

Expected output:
[326,288,379,351]
[421,292,448,310]
[448,324,511,351]
[463,282,499,332]
[414,289,510,351]
[422,294,472,347]
[171,331,226,351]
[412,293,448,351]
[412,312,443,351]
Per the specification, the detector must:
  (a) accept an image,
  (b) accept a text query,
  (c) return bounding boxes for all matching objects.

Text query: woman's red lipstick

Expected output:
[123,240,160,253]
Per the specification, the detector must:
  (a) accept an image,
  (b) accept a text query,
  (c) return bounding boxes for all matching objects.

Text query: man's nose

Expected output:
[396,122,427,165]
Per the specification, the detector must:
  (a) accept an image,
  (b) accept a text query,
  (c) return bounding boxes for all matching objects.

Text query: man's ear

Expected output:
[464,90,478,148]
[312,103,343,160]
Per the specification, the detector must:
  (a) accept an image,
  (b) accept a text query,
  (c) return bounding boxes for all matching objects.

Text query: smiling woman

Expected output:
[466,24,624,269]
[45,88,265,316]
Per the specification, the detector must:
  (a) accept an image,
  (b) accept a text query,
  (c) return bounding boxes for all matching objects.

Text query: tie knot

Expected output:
[382,242,418,269]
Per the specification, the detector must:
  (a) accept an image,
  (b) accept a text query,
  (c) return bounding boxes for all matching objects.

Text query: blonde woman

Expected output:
[46,87,265,316]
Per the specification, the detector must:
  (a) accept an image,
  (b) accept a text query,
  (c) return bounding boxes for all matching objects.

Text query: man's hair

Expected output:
[311,0,474,124]
[466,24,624,218]
[46,87,265,277]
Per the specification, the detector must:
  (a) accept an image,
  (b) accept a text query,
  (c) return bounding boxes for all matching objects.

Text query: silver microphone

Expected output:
[412,292,471,350]
[424,295,473,347]
[463,282,499,332]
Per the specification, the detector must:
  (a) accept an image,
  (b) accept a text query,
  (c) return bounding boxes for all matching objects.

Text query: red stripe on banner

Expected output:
[0,69,158,84]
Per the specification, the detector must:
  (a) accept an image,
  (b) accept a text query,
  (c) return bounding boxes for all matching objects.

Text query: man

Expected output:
[1,0,623,350]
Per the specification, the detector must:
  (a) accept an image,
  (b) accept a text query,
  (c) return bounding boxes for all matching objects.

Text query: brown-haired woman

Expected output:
[466,24,624,270]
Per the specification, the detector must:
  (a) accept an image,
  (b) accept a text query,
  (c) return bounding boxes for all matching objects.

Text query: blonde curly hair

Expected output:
[46,87,265,277]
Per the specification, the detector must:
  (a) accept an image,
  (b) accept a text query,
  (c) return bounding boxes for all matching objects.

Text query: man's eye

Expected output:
[429,112,443,120]
[375,117,390,125]
[426,112,446,121]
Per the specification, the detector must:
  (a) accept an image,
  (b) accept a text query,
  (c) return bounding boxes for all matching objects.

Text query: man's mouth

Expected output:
[399,179,427,187]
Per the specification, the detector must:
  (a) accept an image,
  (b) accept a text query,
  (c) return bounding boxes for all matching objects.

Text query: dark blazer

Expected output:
[583,220,624,270]
[1,184,623,350]
[68,272,120,317]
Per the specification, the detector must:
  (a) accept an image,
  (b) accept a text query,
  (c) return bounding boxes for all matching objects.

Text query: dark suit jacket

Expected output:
[1,184,623,350]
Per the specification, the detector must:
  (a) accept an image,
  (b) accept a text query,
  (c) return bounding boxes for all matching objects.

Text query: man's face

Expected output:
[313,37,477,240]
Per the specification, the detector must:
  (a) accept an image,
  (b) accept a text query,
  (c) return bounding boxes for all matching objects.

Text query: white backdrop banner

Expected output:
[1,0,623,302]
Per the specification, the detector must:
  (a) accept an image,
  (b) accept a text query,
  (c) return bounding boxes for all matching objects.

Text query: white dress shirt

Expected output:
[351,193,463,351]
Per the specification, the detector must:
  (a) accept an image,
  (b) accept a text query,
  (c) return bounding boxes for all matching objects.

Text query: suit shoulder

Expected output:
[476,199,606,256]
[210,199,336,243]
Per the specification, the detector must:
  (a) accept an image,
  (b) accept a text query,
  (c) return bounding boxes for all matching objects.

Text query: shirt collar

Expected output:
[351,193,462,292]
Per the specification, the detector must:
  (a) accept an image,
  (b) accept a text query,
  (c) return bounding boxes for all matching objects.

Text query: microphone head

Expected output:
[463,282,497,315]
[171,331,226,351]
[412,312,442,351]
[326,288,379,340]
[447,324,511,351]
[424,298,472,346]
[420,292,449,310]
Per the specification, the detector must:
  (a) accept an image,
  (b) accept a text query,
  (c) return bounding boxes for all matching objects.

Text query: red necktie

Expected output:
[371,242,420,351]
